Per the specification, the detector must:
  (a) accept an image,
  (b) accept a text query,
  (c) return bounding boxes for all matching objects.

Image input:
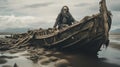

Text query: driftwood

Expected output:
[11,0,112,54]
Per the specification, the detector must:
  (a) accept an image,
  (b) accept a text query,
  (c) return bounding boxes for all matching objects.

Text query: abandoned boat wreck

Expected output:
[12,0,112,54]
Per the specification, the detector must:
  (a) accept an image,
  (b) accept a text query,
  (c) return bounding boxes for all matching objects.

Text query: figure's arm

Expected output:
[69,13,76,23]
[54,22,58,28]
[54,14,61,28]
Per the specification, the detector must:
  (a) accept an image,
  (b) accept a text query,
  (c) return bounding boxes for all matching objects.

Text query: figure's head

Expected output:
[61,6,69,13]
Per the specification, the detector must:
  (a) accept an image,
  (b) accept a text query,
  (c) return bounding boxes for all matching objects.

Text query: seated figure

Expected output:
[54,6,75,29]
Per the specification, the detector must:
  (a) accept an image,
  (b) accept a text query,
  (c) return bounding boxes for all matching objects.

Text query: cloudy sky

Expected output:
[0,0,120,33]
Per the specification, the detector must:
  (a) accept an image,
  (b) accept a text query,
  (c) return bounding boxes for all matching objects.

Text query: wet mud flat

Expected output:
[0,47,73,67]
[0,46,120,67]
[0,35,120,67]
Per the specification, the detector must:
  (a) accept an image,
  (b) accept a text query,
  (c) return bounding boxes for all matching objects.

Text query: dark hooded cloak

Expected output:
[54,6,75,28]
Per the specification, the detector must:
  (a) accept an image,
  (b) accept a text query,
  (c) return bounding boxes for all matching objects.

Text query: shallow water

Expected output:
[0,35,11,38]
[0,35,120,67]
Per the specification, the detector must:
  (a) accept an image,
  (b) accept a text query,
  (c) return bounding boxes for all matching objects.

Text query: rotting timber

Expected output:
[10,0,112,54]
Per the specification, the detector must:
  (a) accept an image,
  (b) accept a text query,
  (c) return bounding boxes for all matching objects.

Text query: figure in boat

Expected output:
[54,6,75,29]
[9,0,112,54]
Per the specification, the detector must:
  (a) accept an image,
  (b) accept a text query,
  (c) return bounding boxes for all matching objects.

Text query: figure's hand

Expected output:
[53,25,56,28]
[53,27,57,31]
[75,20,79,23]
[53,26,56,29]
[72,20,78,24]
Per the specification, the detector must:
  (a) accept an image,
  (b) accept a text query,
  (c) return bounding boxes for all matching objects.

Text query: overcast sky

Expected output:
[0,0,120,32]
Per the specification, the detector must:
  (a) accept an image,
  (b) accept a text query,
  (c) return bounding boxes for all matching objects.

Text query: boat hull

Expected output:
[13,0,112,54]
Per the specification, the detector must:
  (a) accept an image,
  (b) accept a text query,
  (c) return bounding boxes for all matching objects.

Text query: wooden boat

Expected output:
[13,0,112,54]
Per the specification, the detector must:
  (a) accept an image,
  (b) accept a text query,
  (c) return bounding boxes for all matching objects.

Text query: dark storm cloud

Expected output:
[74,3,90,7]
[0,5,17,15]
[0,6,6,9]
[74,2,99,12]
[89,5,99,11]
[110,4,120,11]
[0,0,15,15]
[24,2,53,8]
[107,0,120,11]
[74,0,120,12]
[0,0,119,32]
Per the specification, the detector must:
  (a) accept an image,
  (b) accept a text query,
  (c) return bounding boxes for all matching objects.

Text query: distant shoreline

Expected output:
[110,33,120,35]
[0,33,13,35]
[110,42,120,50]
[0,32,20,35]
